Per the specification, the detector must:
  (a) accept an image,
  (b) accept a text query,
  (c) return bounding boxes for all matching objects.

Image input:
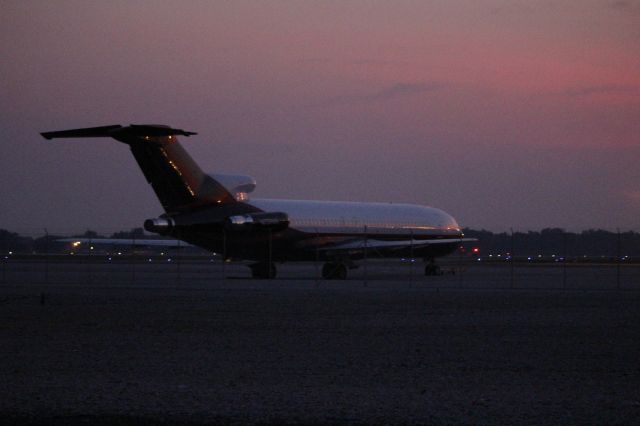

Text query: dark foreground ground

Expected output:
[1,261,639,424]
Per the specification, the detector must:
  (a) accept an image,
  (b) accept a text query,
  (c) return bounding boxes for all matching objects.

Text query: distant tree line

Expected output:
[0,228,150,254]
[463,228,640,258]
[1,227,639,257]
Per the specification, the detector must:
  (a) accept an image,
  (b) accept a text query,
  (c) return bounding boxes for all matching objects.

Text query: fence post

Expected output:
[314,227,320,286]
[510,228,514,289]
[44,228,49,286]
[131,233,136,284]
[617,228,621,290]
[409,229,414,287]
[268,228,273,279]
[458,235,463,288]
[562,231,567,289]
[1,231,6,285]
[222,228,226,281]
[87,235,93,285]
[176,237,181,285]
[363,225,368,287]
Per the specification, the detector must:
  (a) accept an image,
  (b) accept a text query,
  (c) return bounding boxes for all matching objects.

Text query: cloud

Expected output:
[609,0,631,10]
[323,82,445,106]
[607,0,640,14]
[564,84,640,98]
[352,59,410,67]
[621,190,640,209]
[298,57,331,64]
[489,3,537,16]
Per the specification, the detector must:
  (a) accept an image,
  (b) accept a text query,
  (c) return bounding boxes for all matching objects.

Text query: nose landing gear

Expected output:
[321,262,348,280]
[249,262,277,279]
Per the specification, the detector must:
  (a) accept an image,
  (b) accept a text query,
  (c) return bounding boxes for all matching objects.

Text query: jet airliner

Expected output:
[42,124,472,279]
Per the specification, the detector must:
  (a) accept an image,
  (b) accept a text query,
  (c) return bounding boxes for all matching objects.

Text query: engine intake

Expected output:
[144,217,174,234]
[226,212,289,231]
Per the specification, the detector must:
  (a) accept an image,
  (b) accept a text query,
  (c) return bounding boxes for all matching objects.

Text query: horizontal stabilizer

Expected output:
[41,124,197,140]
[41,125,123,140]
[57,238,193,248]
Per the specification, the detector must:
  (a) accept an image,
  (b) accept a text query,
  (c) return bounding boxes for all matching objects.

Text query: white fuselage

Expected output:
[250,198,461,237]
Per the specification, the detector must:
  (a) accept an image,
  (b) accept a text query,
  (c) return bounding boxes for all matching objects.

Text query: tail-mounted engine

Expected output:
[143,218,175,234]
[144,211,289,236]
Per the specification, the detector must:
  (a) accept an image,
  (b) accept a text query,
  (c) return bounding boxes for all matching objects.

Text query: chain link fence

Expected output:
[1,227,639,290]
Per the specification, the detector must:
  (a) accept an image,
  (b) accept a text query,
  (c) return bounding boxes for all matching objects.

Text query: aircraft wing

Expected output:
[57,238,193,247]
[316,237,477,252]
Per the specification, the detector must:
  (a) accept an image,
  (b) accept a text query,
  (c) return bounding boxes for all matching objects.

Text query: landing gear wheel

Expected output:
[424,263,441,276]
[250,262,277,279]
[322,262,348,280]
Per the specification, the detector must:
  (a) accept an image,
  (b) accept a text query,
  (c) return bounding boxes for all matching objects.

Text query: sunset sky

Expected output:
[1,0,639,233]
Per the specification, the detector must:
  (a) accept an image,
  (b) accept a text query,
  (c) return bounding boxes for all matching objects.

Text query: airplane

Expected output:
[41,124,474,279]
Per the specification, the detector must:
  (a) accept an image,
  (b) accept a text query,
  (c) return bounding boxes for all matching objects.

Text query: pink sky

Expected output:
[1,1,639,232]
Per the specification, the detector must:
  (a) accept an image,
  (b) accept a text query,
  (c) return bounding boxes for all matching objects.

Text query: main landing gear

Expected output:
[250,261,351,280]
[248,259,446,279]
[424,258,442,276]
[249,262,277,279]
[321,262,348,280]
[322,259,358,280]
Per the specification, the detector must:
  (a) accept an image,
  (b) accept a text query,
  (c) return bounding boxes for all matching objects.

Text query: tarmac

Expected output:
[1,258,639,424]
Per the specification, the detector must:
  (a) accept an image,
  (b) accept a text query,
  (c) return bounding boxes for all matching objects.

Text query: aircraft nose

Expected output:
[435,209,459,231]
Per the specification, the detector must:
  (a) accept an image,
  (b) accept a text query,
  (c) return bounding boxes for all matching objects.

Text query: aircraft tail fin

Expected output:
[41,124,235,213]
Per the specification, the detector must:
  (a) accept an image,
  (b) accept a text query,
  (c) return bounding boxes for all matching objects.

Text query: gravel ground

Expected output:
[2,286,639,425]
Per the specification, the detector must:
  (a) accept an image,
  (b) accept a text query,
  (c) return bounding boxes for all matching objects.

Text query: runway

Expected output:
[2,259,639,424]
